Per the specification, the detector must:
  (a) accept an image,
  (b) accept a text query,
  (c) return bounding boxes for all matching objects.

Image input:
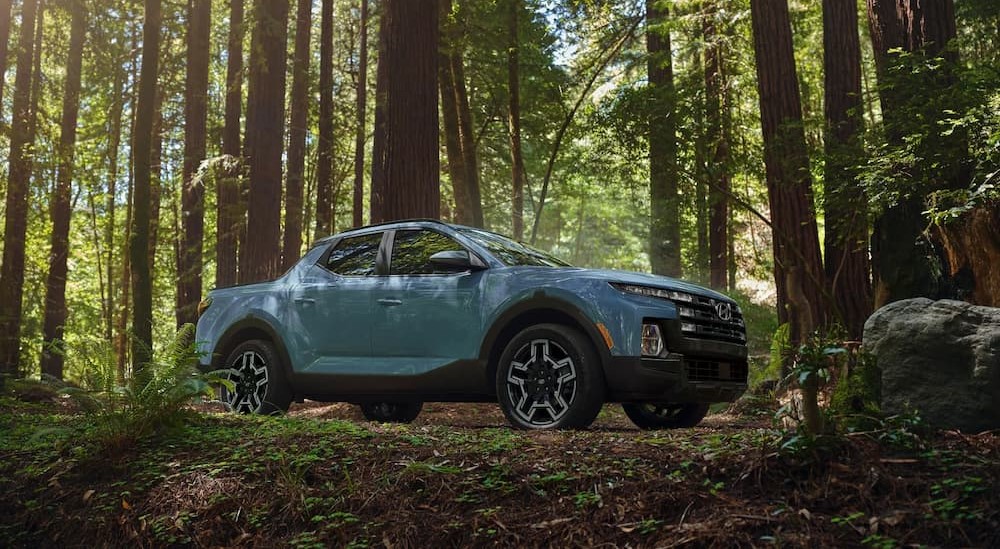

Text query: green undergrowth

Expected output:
[1,401,998,548]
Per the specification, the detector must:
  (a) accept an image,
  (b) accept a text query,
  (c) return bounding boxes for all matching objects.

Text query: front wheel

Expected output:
[359,402,423,423]
[221,340,292,415]
[496,324,605,430]
[622,402,710,430]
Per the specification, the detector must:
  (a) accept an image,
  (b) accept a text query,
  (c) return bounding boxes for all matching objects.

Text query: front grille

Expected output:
[676,295,746,344]
[686,360,749,383]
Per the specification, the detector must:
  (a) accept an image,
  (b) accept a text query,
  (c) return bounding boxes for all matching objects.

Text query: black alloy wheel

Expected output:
[496,324,605,429]
[621,402,710,430]
[360,401,423,423]
[221,340,292,415]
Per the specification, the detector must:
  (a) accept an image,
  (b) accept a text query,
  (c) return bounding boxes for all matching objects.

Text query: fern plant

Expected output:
[52,324,232,456]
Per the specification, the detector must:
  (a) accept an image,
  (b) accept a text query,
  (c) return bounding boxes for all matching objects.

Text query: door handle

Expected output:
[294,297,316,305]
[377,298,403,307]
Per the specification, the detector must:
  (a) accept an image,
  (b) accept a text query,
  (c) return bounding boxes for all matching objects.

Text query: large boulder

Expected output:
[863,298,1000,432]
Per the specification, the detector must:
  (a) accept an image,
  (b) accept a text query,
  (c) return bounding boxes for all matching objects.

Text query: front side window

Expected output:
[326,232,383,276]
[390,230,467,275]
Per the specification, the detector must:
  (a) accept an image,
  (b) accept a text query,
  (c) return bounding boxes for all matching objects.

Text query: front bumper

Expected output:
[603,354,748,403]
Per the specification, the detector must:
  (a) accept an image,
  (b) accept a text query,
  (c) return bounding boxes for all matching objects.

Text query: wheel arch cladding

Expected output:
[481,299,611,395]
[214,319,295,383]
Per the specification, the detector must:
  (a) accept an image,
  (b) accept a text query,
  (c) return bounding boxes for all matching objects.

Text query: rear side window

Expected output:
[326,232,383,276]
[390,230,466,275]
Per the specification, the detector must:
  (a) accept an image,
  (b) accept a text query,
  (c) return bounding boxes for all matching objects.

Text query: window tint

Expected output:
[326,232,383,276]
[390,230,467,275]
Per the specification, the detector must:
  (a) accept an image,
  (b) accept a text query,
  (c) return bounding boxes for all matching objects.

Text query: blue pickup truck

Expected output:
[196,219,747,430]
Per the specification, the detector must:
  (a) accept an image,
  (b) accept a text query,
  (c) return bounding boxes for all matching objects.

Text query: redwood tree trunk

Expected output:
[440,22,468,224]
[179,0,211,327]
[867,0,968,307]
[284,0,312,267]
[217,0,243,288]
[0,0,12,106]
[823,0,872,338]
[352,0,368,228]
[440,0,470,224]
[240,0,289,283]
[40,2,86,380]
[370,0,439,222]
[27,1,43,139]
[750,0,828,345]
[150,89,164,276]
[0,0,39,378]
[704,2,729,289]
[507,0,525,239]
[647,0,681,277]
[451,4,483,227]
[315,0,335,237]
[130,0,161,370]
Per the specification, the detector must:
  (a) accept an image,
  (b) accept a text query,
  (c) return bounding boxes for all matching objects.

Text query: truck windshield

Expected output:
[459,228,572,267]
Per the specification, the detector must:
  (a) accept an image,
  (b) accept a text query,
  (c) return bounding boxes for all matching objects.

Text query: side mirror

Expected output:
[429,250,486,271]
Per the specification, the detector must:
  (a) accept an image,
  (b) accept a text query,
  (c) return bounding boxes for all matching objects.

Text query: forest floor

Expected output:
[1,394,999,548]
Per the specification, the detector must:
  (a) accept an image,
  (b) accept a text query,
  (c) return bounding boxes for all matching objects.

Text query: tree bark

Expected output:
[284,0,312,268]
[507,0,525,240]
[150,88,164,277]
[867,0,968,307]
[647,0,681,278]
[105,35,133,345]
[370,0,439,222]
[439,19,468,224]
[0,0,12,109]
[352,0,368,228]
[823,0,872,338]
[27,0,43,140]
[40,1,86,380]
[217,0,243,288]
[315,0,335,238]
[0,0,39,378]
[439,0,472,225]
[453,48,483,228]
[240,0,289,283]
[750,0,828,345]
[116,157,134,378]
[443,0,483,228]
[179,0,211,326]
[130,0,161,370]
[692,27,708,285]
[704,2,730,290]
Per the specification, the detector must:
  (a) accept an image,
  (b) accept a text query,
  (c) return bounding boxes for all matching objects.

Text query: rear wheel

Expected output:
[221,340,292,415]
[622,402,710,430]
[496,324,605,429]
[359,402,423,423]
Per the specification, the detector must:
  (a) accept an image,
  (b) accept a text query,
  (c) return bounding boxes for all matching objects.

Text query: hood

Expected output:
[574,268,734,302]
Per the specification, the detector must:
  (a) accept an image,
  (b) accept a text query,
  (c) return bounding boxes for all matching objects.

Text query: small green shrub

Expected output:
[830,349,881,423]
[750,323,788,388]
[47,324,231,456]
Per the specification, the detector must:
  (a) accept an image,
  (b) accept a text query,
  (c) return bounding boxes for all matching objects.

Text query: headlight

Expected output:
[610,282,697,304]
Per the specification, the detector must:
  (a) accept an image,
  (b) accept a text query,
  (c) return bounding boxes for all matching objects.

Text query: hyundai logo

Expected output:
[715,301,733,321]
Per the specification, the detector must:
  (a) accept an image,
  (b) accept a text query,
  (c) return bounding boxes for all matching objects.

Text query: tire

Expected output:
[621,402,710,430]
[359,402,423,423]
[496,323,605,429]
[221,339,292,415]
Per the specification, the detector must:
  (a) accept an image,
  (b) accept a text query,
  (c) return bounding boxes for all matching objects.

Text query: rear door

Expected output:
[370,228,486,389]
[287,231,386,375]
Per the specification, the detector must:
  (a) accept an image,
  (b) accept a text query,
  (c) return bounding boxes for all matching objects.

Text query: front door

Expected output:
[371,229,486,391]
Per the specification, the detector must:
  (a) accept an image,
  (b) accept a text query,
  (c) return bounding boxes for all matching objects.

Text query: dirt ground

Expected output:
[2,398,998,548]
